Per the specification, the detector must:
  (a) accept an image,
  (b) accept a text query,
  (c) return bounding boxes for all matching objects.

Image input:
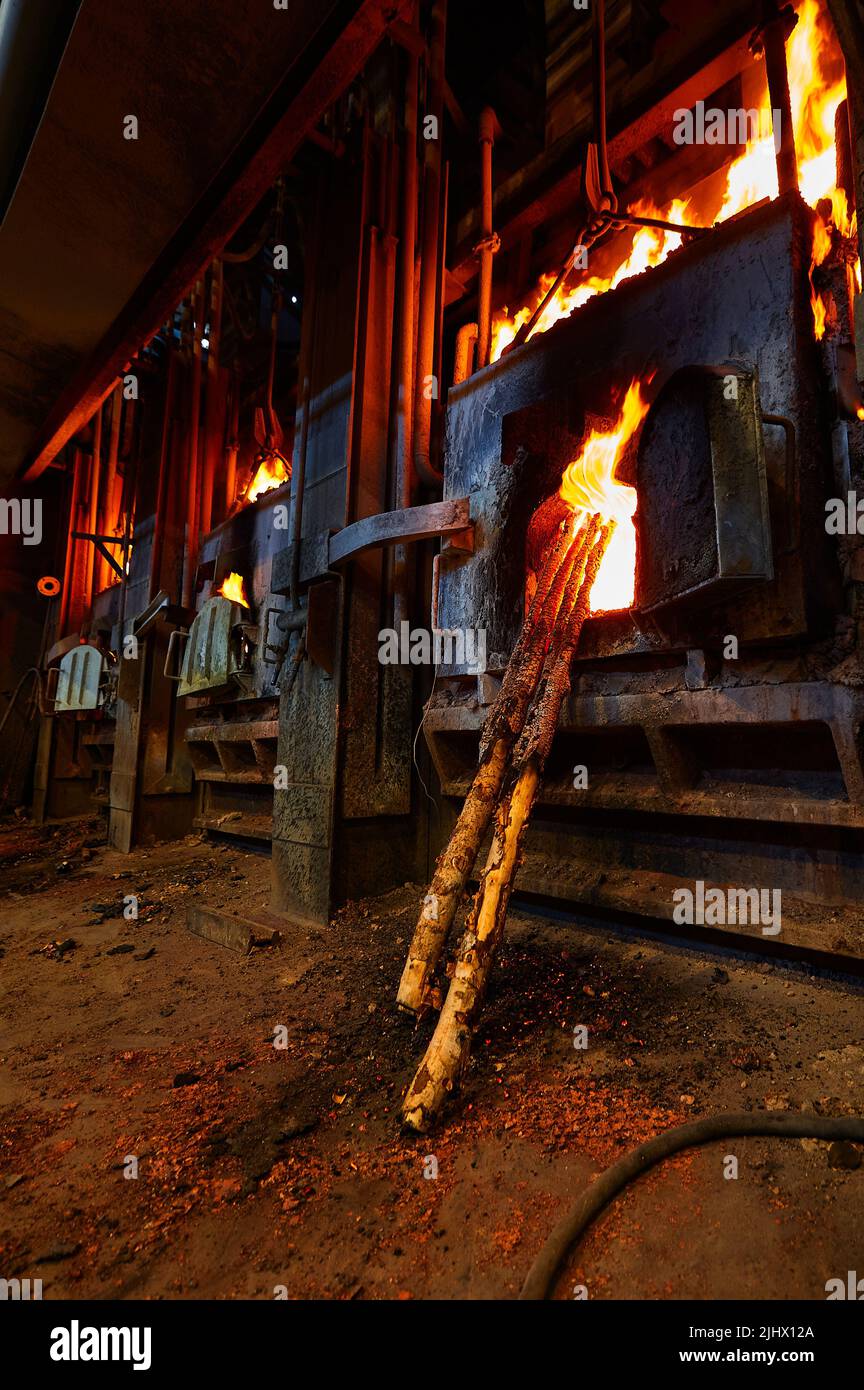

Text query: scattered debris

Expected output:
[36,938,77,960]
[828,1141,862,1170]
[2,821,862,1300]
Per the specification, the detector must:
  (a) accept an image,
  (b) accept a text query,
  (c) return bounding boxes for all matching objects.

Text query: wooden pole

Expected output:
[402,523,612,1131]
[397,517,589,1013]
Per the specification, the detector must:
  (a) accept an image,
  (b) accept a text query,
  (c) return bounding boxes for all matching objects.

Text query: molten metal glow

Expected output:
[246,451,291,504]
[559,380,650,612]
[216,571,250,608]
[786,0,855,337]
[492,0,857,358]
[491,201,688,360]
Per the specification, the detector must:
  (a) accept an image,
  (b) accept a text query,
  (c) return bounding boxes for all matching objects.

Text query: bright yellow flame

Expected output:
[710,0,854,337]
[216,571,250,608]
[787,0,856,337]
[715,130,778,223]
[491,0,857,356]
[246,452,291,504]
[789,0,847,204]
[559,380,650,612]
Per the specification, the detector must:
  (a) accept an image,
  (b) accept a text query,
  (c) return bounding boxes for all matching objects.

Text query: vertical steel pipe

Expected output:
[290,374,311,613]
[413,0,446,488]
[200,260,224,537]
[453,321,478,384]
[223,374,239,523]
[85,403,102,608]
[476,106,499,369]
[149,350,176,604]
[101,384,123,586]
[59,446,84,634]
[751,0,799,196]
[182,281,204,608]
[393,26,420,623]
[398,40,419,510]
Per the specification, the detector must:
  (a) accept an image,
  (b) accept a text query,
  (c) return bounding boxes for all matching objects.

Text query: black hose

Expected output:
[520,1109,864,1300]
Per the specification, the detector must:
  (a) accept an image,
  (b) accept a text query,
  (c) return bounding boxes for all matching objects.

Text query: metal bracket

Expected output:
[261,605,307,664]
[71,531,131,580]
[133,589,196,638]
[41,666,59,716]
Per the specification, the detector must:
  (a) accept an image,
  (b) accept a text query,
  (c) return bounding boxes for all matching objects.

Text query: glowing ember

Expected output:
[216,571,250,608]
[491,200,688,360]
[559,380,650,613]
[246,451,291,504]
[785,0,855,338]
[491,0,858,358]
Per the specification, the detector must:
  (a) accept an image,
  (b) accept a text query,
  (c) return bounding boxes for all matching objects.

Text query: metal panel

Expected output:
[177,595,249,697]
[54,644,106,712]
[636,366,773,612]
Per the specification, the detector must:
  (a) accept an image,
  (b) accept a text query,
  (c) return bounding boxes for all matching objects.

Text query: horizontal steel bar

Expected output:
[328,498,472,566]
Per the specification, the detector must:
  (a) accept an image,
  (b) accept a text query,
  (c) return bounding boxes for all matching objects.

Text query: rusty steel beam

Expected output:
[475,107,500,369]
[329,497,472,566]
[750,1,798,196]
[22,0,412,482]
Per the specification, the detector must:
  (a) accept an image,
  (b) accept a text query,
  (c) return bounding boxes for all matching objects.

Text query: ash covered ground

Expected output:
[1,812,863,1299]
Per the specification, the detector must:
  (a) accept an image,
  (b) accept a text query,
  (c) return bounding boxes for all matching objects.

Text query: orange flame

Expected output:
[216,571,250,608]
[491,0,857,357]
[559,380,650,613]
[246,452,291,504]
[491,201,688,360]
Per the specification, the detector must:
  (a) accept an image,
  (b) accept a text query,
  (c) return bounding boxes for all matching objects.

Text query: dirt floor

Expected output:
[1,810,863,1301]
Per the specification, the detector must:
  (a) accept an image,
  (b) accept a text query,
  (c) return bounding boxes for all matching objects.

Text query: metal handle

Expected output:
[163,627,189,681]
[762,413,798,554]
[261,605,305,663]
[40,666,59,715]
[261,607,283,664]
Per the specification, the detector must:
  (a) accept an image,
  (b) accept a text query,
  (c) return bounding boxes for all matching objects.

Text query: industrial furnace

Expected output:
[3,0,864,1322]
[9,0,864,968]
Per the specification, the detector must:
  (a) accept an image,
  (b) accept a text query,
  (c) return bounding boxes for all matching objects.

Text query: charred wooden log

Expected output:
[402,520,611,1131]
[396,516,591,1015]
